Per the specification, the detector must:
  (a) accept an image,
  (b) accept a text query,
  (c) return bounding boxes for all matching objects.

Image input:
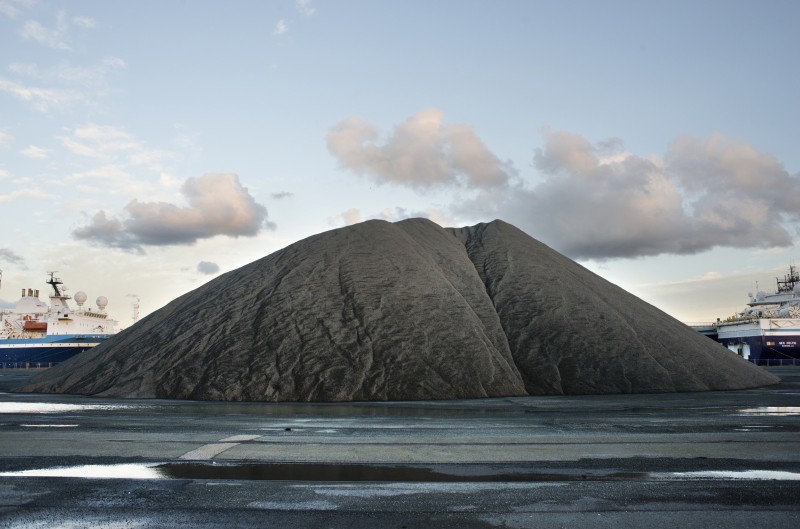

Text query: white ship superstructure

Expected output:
[0,272,118,367]
[715,265,800,363]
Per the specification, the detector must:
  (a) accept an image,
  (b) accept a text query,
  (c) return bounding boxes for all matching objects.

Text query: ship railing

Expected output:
[717,316,760,326]
[748,358,800,367]
[685,321,716,328]
[1,361,56,369]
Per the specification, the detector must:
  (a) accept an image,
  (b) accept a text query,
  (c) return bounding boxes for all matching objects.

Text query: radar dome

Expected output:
[96,296,108,310]
[74,291,87,306]
[756,291,766,301]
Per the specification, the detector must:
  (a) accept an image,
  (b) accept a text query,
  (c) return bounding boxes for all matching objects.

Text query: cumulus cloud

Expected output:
[73,173,272,252]
[327,108,514,190]
[492,130,800,259]
[197,261,220,275]
[334,206,454,228]
[328,109,798,259]
[344,208,364,225]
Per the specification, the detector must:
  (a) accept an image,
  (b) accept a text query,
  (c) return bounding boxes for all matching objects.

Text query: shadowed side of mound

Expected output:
[16,219,526,401]
[447,220,779,394]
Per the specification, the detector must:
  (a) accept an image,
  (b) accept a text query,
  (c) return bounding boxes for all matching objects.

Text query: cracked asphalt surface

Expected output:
[1,367,798,528]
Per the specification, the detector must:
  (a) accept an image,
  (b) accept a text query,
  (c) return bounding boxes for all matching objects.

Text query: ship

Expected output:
[715,265,800,364]
[0,271,118,368]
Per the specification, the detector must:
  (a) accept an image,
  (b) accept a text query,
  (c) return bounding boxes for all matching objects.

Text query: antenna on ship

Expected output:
[46,271,64,297]
[776,263,799,293]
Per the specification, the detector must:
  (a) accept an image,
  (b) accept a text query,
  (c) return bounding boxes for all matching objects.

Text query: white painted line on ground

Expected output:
[180,435,262,460]
[221,435,261,442]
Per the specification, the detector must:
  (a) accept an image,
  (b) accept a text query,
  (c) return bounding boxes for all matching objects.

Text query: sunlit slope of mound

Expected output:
[448,220,777,394]
[18,218,777,400]
[18,219,526,400]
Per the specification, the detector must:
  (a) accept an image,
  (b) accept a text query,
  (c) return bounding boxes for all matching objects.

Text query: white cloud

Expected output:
[1,52,124,113]
[328,108,514,190]
[335,206,455,228]
[8,57,125,87]
[71,16,95,28]
[129,149,170,169]
[73,173,272,252]
[274,19,288,36]
[341,208,361,225]
[0,128,12,148]
[53,58,126,86]
[330,113,799,259]
[21,10,71,50]
[0,169,9,180]
[0,188,57,203]
[296,0,317,16]
[486,130,800,259]
[101,56,126,69]
[8,62,38,76]
[61,124,164,169]
[20,144,47,158]
[65,164,131,185]
[0,0,24,18]
[17,9,96,49]
[0,78,83,112]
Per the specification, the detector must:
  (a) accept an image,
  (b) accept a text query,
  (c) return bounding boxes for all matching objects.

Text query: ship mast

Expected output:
[776,264,799,293]
[46,271,64,297]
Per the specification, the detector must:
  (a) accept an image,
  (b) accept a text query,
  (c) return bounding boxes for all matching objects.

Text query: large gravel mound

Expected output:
[17,219,778,400]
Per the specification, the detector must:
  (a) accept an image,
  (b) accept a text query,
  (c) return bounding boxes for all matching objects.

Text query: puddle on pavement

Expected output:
[653,470,800,481]
[738,406,800,416]
[0,402,142,414]
[2,463,799,482]
[0,464,163,479]
[20,423,79,428]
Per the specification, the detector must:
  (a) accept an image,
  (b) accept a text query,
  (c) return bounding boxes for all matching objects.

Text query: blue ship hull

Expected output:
[0,335,112,367]
[717,334,800,362]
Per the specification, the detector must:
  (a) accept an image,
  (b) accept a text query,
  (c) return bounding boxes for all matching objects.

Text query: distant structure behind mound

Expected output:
[18,219,778,400]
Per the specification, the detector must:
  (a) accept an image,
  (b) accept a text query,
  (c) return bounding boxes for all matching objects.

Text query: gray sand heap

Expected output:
[18,219,778,400]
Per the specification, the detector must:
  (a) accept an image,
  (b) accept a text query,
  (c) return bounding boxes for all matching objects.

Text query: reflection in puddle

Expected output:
[2,462,800,482]
[656,470,800,481]
[738,407,800,416]
[0,402,141,414]
[21,424,79,428]
[0,464,163,479]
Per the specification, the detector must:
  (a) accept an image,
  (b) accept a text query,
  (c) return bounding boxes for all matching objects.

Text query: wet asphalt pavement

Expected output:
[0,368,798,528]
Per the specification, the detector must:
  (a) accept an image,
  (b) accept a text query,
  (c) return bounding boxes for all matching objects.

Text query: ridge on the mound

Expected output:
[17,218,778,400]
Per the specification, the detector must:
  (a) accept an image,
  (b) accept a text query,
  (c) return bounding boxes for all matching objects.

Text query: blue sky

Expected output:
[1,0,798,327]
